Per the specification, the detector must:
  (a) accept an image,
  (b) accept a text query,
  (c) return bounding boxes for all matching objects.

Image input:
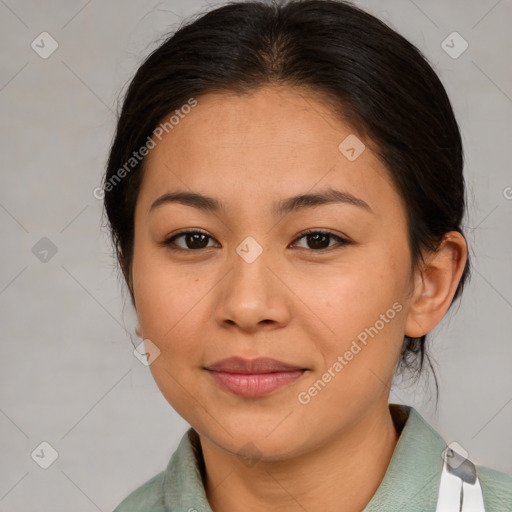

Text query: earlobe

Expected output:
[405,232,467,338]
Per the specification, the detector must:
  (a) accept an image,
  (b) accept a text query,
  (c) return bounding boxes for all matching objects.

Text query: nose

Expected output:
[212,241,292,333]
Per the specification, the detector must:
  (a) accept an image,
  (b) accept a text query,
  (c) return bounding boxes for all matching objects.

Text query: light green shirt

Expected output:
[113,404,512,511]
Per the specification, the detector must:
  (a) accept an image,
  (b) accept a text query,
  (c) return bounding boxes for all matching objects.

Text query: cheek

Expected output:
[298,256,406,327]
[132,242,207,338]
[297,251,409,374]
[132,252,206,412]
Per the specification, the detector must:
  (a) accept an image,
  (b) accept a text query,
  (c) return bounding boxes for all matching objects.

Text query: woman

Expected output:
[102,1,512,510]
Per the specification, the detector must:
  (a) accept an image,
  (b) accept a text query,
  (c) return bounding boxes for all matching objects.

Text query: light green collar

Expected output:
[161,404,447,511]
[363,404,446,511]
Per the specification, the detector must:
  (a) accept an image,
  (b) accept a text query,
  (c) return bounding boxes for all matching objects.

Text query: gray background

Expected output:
[0,0,511,510]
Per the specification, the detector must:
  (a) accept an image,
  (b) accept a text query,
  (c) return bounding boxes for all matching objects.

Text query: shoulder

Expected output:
[379,405,512,511]
[477,464,512,511]
[111,427,210,512]
[112,471,167,512]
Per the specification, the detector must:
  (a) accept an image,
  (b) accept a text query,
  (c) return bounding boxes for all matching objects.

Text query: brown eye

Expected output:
[163,231,219,251]
[292,231,349,251]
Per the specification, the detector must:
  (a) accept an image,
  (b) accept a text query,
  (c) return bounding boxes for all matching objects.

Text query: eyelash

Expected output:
[161,228,350,253]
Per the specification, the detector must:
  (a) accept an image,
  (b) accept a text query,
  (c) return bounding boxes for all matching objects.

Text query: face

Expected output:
[131,85,415,460]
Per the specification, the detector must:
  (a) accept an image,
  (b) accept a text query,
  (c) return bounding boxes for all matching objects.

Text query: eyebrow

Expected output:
[149,187,372,216]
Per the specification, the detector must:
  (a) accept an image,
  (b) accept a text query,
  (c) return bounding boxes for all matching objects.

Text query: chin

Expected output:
[198,417,309,462]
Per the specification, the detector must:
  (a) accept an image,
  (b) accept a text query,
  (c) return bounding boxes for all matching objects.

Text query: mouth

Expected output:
[204,357,308,398]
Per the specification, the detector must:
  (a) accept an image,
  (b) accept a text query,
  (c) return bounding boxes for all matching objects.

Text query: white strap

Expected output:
[436,464,463,511]
[435,447,485,512]
[461,479,486,512]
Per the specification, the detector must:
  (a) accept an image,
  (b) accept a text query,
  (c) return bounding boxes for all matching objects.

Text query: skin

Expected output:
[129,85,467,512]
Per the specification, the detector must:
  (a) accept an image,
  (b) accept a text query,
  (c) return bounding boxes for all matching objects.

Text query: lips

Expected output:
[206,356,305,374]
[205,357,307,397]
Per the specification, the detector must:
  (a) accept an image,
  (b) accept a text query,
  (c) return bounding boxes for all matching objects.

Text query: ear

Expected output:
[405,232,468,338]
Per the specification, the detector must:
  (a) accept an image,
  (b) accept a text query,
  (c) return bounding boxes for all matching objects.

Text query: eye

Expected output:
[162,230,219,251]
[161,229,350,252]
[290,230,350,251]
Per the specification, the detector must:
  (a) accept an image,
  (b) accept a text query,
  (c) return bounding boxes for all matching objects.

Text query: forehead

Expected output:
[138,85,394,214]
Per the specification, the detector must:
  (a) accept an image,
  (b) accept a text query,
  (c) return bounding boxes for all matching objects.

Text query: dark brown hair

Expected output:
[102,0,470,388]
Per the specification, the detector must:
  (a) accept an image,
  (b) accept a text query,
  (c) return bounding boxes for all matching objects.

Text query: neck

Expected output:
[201,402,399,512]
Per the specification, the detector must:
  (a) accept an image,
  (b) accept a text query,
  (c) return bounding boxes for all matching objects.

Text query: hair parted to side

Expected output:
[102,0,470,390]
